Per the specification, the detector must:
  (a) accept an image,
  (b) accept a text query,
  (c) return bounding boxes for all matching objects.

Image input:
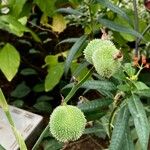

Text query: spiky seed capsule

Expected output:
[83,39,114,64]
[84,39,121,78]
[49,105,86,142]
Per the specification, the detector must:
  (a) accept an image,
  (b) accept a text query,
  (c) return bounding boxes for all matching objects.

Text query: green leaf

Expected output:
[123,63,136,77]
[45,63,64,92]
[34,101,52,113]
[64,35,88,75]
[57,38,79,45]
[98,18,142,38]
[56,7,82,15]
[82,80,116,91]
[0,15,41,42]
[44,55,58,67]
[122,126,135,150]
[134,81,150,90]
[109,107,130,150]
[62,80,116,91]
[69,0,80,6]
[33,83,45,92]
[11,81,31,98]
[85,111,106,121]
[78,98,112,113]
[117,84,131,92]
[51,14,67,33]
[0,88,8,111]
[9,0,27,17]
[133,89,150,98]
[97,0,130,22]
[114,15,135,42]
[36,95,53,102]
[20,68,37,76]
[11,100,24,108]
[127,95,150,150]
[71,61,89,80]
[84,126,104,135]
[34,0,56,16]
[0,43,20,81]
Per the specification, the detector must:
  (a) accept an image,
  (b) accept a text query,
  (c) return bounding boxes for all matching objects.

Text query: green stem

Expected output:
[63,67,94,104]
[85,1,94,38]
[133,0,139,57]
[0,89,27,150]
[5,110,15,127]
[136,64,143,77]
[4,110,27,150]
[32,125,49,150]
[108,100,123,137]
[137,23,150,44]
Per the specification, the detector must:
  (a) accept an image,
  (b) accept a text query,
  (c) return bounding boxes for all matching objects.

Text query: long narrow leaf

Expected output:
[0,88,8,111]
[133,89,150,98]
[97,0,130,22]
[127,94,149,150]
[64,35,88,75]
[98,18,142,38]
[62,80,116,92]
[57,38,79,45]
[72,61,89,78]
[109,107,130,150]
[78,98,112,113]
[82,80,116,91]
[56,7,83,15]
[122,125,135,150]
[84,126,104,134]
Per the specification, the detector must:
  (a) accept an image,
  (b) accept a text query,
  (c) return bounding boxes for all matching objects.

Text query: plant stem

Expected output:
[133,0,139,57]
[63,67,94,104]
[108,100,122,137]
[137,23,150,44]
[32,125,49,150]
[5,110,15,127]
[84,1,94,38]
[0,89,27,150]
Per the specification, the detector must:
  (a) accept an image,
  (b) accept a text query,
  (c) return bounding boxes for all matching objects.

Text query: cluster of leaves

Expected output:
[0,0,150,149]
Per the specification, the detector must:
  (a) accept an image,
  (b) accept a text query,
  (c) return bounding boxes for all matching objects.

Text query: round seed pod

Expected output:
[83,39,114,64]
[49,105,86,142]
[92,43,121,78]
[83,39,103,64]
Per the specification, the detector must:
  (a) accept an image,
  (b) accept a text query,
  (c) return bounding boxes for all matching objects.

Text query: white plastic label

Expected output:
[0,106,43,150]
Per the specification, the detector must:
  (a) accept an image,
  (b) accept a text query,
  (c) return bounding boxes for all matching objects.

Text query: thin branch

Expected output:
[63,67,94,104]
[137,23,150,44]
[32,125,49,150]
[133,0,139,57]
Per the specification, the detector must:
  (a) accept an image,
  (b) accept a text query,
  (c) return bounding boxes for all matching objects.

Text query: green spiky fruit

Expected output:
[92,41,121,78]
[84,39,121,78]
[83,39,114,64]
[49,105,86,142]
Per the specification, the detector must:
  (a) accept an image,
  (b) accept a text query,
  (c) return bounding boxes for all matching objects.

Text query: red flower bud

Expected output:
[144,0,150,11]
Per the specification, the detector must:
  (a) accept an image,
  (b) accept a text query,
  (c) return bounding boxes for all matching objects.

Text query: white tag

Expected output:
[0,106,43,150]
